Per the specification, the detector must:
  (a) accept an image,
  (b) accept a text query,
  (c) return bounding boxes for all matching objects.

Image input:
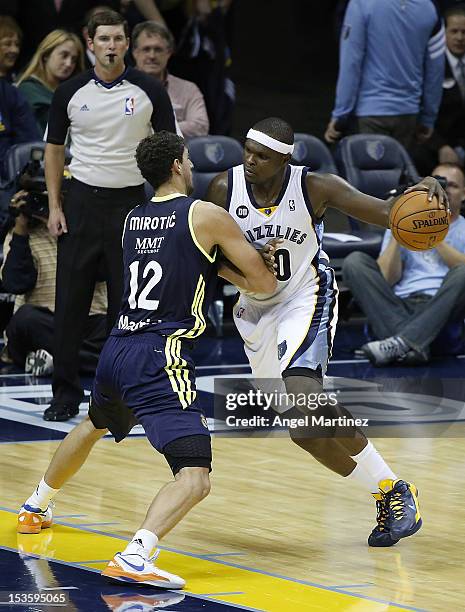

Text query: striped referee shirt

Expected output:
[46,66,176,188]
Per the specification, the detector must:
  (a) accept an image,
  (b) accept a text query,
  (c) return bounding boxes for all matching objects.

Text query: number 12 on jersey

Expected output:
[128,260,163,310]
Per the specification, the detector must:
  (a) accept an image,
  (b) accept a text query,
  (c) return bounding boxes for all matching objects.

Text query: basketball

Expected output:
[389,191,450,251]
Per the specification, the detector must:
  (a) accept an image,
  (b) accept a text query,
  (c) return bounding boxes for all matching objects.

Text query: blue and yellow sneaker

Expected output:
[380,478,422,541]
[368,492,399,547]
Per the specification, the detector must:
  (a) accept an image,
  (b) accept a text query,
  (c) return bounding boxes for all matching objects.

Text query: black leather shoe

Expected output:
[397,348,430,366]
[43,402,80,422]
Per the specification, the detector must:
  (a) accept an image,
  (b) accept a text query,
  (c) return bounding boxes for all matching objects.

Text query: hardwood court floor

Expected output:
[2,433,464,611]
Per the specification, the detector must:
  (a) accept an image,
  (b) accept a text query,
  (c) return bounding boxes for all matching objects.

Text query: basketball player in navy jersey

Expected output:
[207,117,447,547]
[17,131,276,588]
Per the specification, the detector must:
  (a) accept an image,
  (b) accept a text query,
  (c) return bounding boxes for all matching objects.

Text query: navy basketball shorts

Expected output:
[89,333,211,464]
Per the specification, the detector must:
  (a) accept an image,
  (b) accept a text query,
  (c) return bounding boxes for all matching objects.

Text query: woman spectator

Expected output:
[16,30,84,135]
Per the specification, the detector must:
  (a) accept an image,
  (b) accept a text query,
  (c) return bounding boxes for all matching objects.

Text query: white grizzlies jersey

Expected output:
[227,164,330,305]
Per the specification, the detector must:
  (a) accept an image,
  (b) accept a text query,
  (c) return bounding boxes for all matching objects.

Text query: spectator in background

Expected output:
[4,1,97,68]
[325,0,445,149]
[343,163,465,367]
[0,17,39,183]
[132,21,209,137]
[170,0,235,135]
[413,4,465,174]
[1,190,107,377]
[0,14,21,81]
[17,30,84,136]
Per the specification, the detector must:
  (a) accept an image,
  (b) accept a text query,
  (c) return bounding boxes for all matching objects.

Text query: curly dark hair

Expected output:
[252,117,294,145]
[136,131,185,191]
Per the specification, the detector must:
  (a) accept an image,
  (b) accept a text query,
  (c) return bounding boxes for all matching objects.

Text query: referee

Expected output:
[44,10,176,421]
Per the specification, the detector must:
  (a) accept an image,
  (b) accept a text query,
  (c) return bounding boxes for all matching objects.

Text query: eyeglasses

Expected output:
[139,45,170,55]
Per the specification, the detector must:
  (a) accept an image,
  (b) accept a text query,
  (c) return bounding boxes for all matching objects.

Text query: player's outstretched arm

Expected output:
[307,173,448,229]
[192,201,277,294]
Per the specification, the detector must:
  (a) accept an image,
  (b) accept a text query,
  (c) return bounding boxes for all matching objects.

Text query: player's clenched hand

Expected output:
[259,238,283,276]
[404,176,449,212]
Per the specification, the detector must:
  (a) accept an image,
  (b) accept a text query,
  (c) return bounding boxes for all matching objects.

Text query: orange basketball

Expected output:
[389,191,450,251]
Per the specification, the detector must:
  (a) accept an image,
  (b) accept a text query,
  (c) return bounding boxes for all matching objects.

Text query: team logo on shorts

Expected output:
[124,97,135,115]
[236,205,249,218]
[201,414,209,429]
[277,340,287,360]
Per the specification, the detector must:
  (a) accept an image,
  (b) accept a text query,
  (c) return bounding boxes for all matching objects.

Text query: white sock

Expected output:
[123,529,158,559]
[25,478,59,511]
[350,441,397,494]
[346,462,380,493]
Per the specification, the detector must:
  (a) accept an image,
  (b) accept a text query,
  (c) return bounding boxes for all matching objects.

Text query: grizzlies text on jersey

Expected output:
[228,164,338,378]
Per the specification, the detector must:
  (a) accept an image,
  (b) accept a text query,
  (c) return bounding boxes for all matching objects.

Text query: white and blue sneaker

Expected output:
[102,549,185,589]
[17,502,54,534]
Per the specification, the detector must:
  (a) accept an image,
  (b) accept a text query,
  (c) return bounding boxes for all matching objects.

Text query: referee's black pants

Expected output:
[52,179,145,405]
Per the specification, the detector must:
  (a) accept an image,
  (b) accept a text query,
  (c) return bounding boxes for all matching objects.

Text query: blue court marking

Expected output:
[0,546,247,611]
[180,592,263,612]
[200,553,246,558]
[330,583,375,589]
[71,522,120,527]
[0,506,427,612]
[54,514,88,519]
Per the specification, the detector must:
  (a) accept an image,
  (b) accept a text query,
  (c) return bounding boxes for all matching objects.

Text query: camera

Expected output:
[14,148,49,219]
[10,148,71,220]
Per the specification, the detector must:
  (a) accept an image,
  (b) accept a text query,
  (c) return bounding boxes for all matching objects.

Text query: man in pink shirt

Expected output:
[132,21,209,138]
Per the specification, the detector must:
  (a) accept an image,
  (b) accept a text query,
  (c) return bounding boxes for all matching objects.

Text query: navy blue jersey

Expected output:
[112,194,218,339]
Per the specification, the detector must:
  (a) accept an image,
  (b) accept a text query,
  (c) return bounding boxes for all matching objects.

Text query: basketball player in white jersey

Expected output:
[207,117,448,547]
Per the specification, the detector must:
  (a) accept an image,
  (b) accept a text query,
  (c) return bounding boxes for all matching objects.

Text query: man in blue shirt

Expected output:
[343,163,465,366]
[325,0,445,149]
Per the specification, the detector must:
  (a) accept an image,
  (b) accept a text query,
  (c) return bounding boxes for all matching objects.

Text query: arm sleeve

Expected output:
[177,83,210,138]
[12,88,40,144]
[419,15,446,128]
[0,232,38,294]
[46,83,71,145]
[332,0,367,120]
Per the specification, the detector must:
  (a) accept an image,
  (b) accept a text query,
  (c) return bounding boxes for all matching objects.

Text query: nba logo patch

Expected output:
[289,199,295,211]
[124,97,135,115]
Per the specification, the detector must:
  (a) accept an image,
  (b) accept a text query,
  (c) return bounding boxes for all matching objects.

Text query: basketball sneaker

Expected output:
[102,549,185,589]
[379,478,422,541]
[361,336,409,366]
[17,502,54,534]
[368,492,399,547]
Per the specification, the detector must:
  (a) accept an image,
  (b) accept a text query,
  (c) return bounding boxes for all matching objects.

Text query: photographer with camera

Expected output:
[342,163,465,366]
[0,188,108,377]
